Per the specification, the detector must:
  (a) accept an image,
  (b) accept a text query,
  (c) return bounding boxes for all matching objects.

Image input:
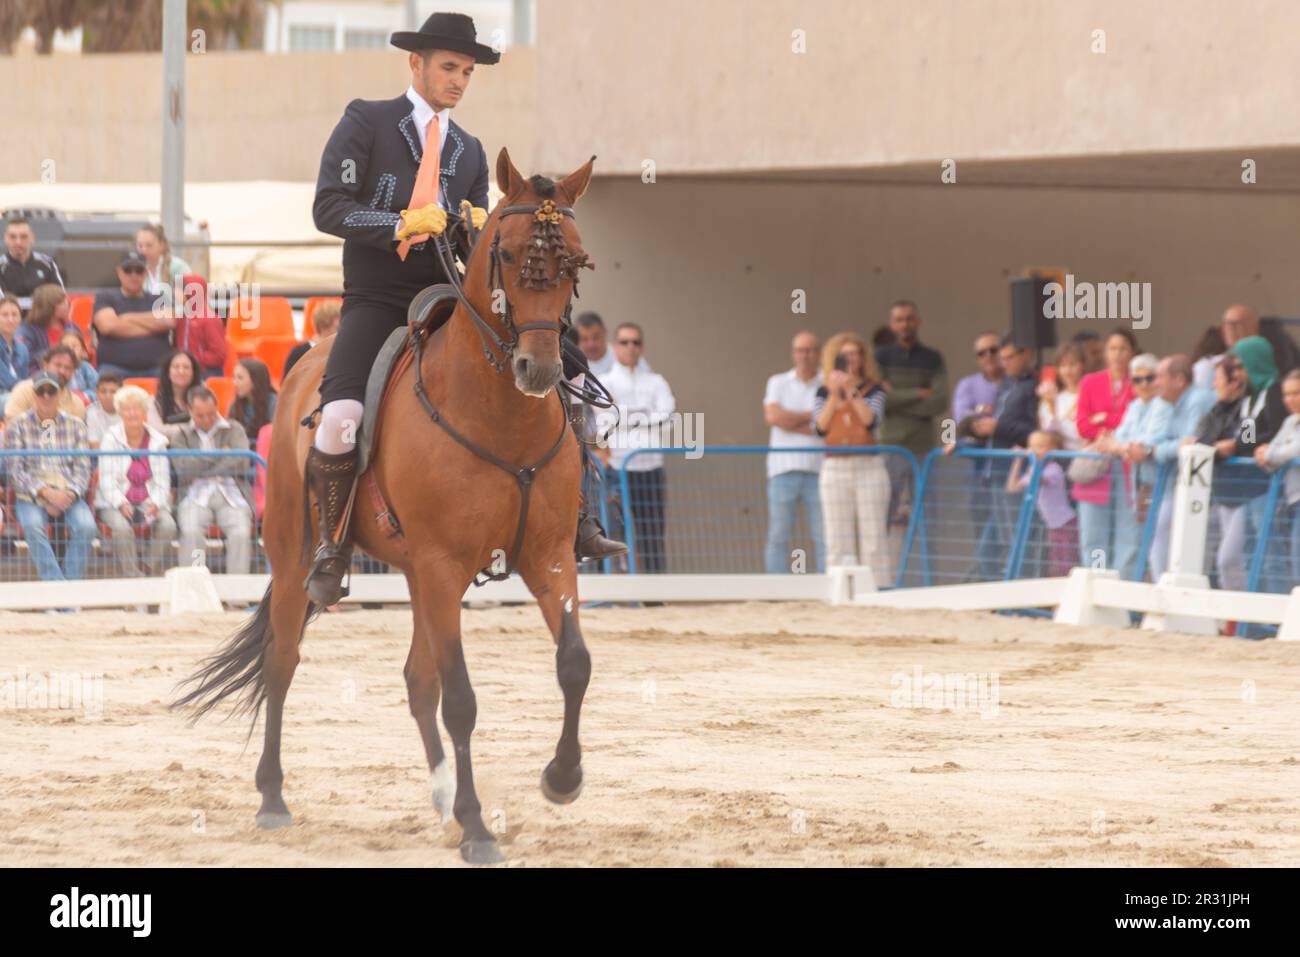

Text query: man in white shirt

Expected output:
[763,331,824,573]
[599,323,676,573]
[171,388,255,575]
[85,371,123,447]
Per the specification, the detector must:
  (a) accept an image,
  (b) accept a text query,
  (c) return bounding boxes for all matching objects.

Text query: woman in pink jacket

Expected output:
[1073,329,1139,578]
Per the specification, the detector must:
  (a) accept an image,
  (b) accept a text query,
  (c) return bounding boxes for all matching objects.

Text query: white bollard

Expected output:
[162,565,224,615]
[1053,567,1130,627]
[1142,444,1218,633]
[828,565,877,605]
[1279,587,1300,641]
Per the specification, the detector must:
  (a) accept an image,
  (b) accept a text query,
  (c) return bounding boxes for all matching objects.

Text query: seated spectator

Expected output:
[283,300,341,380]
[172,274,227,378]
[1191,324,1228,391]
[86,371,124,447]
[1006,430,1077,577]
[0,295,29,409]
[1036,343,1085,450]
[0,216,64,297]
[4,372,95,582]
[1143,354,1216,579]
[172,387,254,574]
[136,223,192,297]
[151,348,202,435]
[229,357,277,439]
[91,250,175,378]
[95,384,177,577]
[5,345,87,423]
[17,283,68,374]
[1256,369,1300,587]
[59,329,98,397]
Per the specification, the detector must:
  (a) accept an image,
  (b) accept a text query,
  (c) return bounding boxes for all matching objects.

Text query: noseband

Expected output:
[429,198,593,374]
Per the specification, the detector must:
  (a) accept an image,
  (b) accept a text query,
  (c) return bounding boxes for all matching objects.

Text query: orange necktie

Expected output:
[396,114,440,261]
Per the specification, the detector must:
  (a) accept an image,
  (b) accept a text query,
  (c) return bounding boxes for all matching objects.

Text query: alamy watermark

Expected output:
[890,666,999,718]
[0,666,103,720]
[1042,273,1151,330]
[593,409,704,460]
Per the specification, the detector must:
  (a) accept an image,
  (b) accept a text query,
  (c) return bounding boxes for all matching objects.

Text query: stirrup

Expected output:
[576,511,627,562]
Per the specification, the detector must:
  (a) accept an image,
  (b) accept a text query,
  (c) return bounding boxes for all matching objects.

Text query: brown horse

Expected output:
[176,149,597,865]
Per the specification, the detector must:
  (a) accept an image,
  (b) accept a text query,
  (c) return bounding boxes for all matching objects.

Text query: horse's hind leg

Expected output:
[254,577,312,828]
[520,555,590,805]
[412,567,502,864]
[403,603,453,823]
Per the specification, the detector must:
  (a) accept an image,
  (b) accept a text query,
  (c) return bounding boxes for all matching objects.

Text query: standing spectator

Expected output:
[0,217,64,297]
[136,223,192,297]
[1105,353,1170,548]
[875,300,949,553]
[1071,330,1105,375]
[1037,343,1085,450]
[813,332,890,583]
[152,348,203,434]
[4,345,86,423]
[600,323,675,574]
[95,384,177,577]
[229,357,278,439]
[4,372,94,582]
[1192,324,1229,391]
[91,250,174,378]
[1142,354,1216,578]
[171,273,227,377]
[60,330,98,396]
[1256,370,1300,587]
[86,371,124,447]
[1006,430,1077,577]
[1220,303,1299,376]
[762,330,824,574]
[949,331,1003,446]
[172,387,255,574]
[17,283,69,373]
[1190,356,1251,591]
[968,336,1039,580]
[0,295,29,409]
[1073,329,1139,578]
[576,311,615,377]
[283,300,341,380]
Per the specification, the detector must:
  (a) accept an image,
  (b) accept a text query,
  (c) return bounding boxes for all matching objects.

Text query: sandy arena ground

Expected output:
[2,601,1299,867]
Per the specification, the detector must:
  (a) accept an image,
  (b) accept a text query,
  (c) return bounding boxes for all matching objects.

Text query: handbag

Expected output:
[824,381,877,450]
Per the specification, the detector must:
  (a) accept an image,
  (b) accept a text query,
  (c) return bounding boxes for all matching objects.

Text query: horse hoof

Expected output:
[255,810,293,830]
[460,839,505,865]
[540,761,583,805]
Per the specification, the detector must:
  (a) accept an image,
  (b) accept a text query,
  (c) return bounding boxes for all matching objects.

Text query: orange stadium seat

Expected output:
[68,294,95,340]
[303,296,342,339]
[124,377,157,396]
[253,336,302,389]
[204,376,237,416]
[226,296,293,357]
[223,338,238,377]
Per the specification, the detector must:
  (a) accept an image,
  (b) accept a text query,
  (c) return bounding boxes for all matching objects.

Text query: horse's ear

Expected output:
[495,147,524,198]
[559,155,596,204]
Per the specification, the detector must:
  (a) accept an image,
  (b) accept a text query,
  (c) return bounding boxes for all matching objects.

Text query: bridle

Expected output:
[409,196,608,585]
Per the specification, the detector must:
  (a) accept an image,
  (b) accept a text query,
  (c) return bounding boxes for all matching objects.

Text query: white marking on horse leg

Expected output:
[431,759,456,824]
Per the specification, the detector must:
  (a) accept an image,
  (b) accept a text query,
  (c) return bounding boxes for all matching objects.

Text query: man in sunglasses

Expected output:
[91,250,175,379]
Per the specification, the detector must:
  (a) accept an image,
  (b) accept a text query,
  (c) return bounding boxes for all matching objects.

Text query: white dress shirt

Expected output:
[599,361,676,472]
[763,368,824,477]
[406,85,451,208]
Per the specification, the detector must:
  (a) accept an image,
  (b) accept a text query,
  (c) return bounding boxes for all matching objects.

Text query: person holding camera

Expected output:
[96,383,177,577]
[813,332,890,585]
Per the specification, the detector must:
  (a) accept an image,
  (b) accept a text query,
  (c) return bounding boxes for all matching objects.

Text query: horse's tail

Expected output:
[172,582,287,731]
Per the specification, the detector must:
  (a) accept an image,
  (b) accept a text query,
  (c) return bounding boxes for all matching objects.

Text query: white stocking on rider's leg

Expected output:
[314,399,364,455]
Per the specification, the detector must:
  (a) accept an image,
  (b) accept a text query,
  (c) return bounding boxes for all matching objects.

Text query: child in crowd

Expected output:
[60,330,99,396]
[1007,429,1078,577]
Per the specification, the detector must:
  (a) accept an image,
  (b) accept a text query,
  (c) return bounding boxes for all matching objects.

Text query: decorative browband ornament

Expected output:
[517,199,593,291]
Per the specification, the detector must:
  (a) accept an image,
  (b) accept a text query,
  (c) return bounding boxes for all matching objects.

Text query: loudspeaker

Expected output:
[1009,276,1057,350]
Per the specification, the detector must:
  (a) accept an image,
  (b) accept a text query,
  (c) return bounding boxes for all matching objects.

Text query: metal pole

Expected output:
[405,0,418,31]
[512,0,533,45]
[161,0,186,256]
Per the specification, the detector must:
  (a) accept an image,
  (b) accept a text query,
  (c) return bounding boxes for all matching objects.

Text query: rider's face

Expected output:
[412,49,476,112]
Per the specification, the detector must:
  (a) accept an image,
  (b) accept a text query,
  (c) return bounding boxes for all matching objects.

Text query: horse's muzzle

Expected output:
[513,353,563,398]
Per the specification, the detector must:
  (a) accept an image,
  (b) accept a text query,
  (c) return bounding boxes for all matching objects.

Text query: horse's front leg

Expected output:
[520,551,590,804]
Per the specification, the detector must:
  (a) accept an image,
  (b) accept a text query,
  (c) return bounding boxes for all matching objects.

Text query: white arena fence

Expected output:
[0,444,1296,639]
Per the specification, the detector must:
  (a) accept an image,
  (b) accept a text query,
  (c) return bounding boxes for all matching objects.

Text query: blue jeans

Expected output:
[973,465,1017,581]
[1076,462,1140,580]
[14,498,96,581]
[765,470,824,573]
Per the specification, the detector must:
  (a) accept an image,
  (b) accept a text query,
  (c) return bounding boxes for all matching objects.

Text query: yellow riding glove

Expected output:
[460,200,488,230]
[397,203,447,240]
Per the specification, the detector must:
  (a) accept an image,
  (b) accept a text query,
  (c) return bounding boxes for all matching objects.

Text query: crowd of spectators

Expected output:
[761,301,1300,610]
[0,215,336,591]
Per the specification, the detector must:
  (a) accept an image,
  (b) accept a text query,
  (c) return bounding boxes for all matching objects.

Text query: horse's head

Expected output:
[471,148,595,398]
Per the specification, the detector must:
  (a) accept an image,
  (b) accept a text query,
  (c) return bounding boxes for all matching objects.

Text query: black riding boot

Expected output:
[576,507,627,562]
[304,446,358,604]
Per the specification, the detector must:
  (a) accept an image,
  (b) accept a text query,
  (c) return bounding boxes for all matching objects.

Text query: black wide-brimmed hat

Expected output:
[390,12,500,64]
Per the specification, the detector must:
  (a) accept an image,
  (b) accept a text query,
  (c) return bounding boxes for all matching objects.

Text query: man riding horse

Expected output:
[308,11,624,605]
